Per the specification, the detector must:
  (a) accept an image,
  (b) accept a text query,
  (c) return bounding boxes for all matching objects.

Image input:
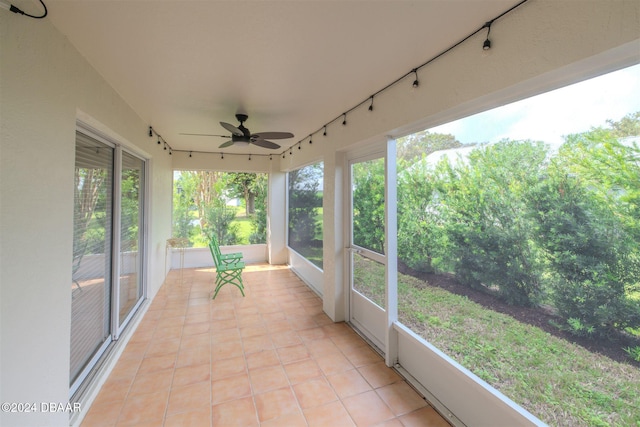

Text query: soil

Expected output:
[398,261,640,368]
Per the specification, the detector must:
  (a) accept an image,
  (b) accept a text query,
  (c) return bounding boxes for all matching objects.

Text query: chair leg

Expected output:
[212,270,245,299]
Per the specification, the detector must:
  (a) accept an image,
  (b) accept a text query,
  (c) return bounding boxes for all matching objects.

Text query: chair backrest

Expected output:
[208,235,222,267]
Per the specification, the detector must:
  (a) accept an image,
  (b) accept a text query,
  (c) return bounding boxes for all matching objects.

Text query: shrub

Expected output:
[437,141,547,306]
[530,150,640,336]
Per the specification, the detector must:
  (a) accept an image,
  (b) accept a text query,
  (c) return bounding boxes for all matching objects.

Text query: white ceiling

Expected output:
[45,0,521,155]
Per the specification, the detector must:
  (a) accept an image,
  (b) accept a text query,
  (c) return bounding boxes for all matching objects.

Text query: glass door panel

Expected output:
[70,133,113,388]
[118,151,144,325]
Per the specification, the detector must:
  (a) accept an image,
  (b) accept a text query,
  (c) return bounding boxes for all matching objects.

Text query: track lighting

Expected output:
[368,96,374,112]
[483,21,493,50]
[269,155,272,161]
[189,151,192,158]
[289,148,293,155]
[148,126,153,137]
[412,69,419,88]
[221,153,224,159]
[309,135,313,144]
[157,137,161,145]
[323,126,327,136]
[282,153,286,159]
[342,113,347,126]
[248,154,251,161]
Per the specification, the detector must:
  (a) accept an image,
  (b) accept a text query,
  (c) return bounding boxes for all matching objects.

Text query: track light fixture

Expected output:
[368,96,374,112]
[221,153,224,159]
[412,69,420,88]
[309,135,313,144]
[189,151,192,158]
[483,20,493,50]
[323,126,327,136]
[248,154,251,161]
[157,137,161,145]
[148,126,153,137]
[342,113,347,126]
[269,155,273,161]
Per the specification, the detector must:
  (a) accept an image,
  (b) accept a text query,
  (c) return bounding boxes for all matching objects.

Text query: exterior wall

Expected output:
[0,12,173,427]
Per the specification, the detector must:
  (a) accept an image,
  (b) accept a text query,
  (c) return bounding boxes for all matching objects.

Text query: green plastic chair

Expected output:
[209,237,245,299]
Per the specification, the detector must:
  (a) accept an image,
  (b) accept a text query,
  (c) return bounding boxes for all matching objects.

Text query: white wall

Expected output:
[0,12,173,427]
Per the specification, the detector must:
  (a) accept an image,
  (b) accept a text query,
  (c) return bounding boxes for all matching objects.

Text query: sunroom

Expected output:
[1,1,639,426]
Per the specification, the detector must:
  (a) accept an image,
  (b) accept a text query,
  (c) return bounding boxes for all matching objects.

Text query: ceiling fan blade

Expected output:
[251,132,294,140]
[219,140,235,148]
[179,133,229,138]
[251,139,281,149]
[220,122,243,137]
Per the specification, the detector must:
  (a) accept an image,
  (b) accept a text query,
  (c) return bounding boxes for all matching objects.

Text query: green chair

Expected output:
[209,237,245,299]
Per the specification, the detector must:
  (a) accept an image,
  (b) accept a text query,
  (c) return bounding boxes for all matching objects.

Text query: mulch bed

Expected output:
[398,261,640,368]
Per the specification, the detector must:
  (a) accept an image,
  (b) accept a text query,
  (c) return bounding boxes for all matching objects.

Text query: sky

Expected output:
[430,63,640,146]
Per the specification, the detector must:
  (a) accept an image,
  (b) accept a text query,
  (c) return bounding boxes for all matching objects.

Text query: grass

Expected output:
[353,257,640,427]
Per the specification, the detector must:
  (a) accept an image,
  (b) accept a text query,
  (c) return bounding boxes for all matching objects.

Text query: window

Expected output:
[395,64,640,425]
[288,162,324,269]
[71,129,147,396]
[172,171,267,247]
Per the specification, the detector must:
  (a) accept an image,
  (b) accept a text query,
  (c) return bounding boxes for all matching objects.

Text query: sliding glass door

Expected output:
[71,129,146,396]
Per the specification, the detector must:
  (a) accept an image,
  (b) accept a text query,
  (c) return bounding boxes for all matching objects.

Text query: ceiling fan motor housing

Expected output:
[233,114,251,143]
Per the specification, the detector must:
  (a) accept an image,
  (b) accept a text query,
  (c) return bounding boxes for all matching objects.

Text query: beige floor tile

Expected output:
[327,368,373,399]
[400,406,452,427]
[166,380,210,416]
[172,363,210,388]
[254,386,300,422]
[303,400,356,427]
[211,396,259,427]
[211,355,247,380]
[248,365,290,394]
[293,377,338,409]
[164,409,211,427]
[245,349,280,370]
[211,373,252,404]
[342,390,395,427]
[277,344,310,364]
[358,362,402,389]
[128,369,173,397]
[117,390,168,425]
[283,358,323,384]
[376,381,427,416]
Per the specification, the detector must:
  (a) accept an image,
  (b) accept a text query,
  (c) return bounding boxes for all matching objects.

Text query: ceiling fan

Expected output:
[181,113,293,149]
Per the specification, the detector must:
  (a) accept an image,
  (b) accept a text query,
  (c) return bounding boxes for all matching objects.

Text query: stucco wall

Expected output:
[1,12,173,427]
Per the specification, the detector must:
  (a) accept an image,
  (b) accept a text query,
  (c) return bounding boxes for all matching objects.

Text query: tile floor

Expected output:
[81,264,450,427]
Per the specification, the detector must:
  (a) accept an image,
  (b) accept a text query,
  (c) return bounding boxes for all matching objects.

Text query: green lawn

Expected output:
[353,257,640,427]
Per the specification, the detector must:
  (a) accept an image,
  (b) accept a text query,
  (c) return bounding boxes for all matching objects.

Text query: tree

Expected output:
[228,172,259,215]
[352,159,385,254]
[396,130,462,166]
[530,115,640,335]
[437,140,548,306]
